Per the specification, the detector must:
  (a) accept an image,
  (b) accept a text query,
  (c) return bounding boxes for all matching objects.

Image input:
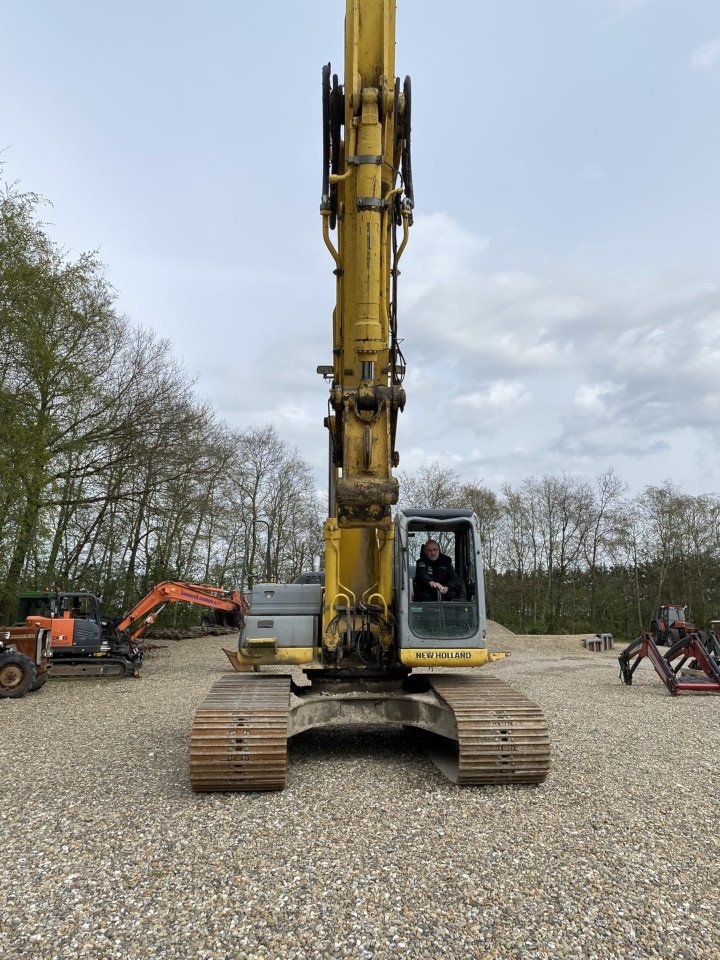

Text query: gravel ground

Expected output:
[1,624,719,960]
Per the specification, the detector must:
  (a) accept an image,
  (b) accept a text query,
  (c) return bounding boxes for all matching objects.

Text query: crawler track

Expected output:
[428,675,550,785]
[189,672,549,791]
[189,675,291,792]
[50,656,140,677]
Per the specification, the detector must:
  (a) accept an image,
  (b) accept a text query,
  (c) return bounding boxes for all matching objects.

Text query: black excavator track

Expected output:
[50,655,141,678]
[189,672,550,792]
[427,674,550,785]
[189,675,292,792]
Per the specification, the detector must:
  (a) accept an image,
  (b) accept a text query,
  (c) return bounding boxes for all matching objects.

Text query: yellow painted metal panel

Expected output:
[229,647,316,669]
[399,649,511,668]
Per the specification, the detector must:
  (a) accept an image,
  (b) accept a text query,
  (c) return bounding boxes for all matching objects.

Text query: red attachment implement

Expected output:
[618,632,720,695]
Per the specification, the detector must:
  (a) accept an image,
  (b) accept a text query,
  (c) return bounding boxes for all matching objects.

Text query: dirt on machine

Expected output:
[189,0,551,793]
[0,623,52,698]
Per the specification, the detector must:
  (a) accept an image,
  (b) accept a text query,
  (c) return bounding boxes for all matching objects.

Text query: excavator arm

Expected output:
[320,0,414,657]
[116,582,248,641]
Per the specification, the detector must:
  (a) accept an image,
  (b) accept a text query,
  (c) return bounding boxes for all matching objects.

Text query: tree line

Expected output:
[4,177,719,639]
[401,465,720,639]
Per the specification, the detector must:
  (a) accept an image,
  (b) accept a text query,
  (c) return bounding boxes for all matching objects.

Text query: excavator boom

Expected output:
[321,0,412,642]
[116,581,248,640]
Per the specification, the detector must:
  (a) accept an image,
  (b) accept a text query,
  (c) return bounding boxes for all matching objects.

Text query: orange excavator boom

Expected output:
[118,581,249,640]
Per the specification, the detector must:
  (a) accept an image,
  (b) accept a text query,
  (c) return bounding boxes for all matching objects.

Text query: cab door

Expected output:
[394,509,489,668]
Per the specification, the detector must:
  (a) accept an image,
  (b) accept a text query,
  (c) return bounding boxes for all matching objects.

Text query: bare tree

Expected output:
[398,464,462,510]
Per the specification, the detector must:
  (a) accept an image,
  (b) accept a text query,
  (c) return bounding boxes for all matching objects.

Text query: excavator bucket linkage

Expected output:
[618,632,720,695]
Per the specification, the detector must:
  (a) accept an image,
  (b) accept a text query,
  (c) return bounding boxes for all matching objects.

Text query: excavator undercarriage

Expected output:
[189,672,549,791]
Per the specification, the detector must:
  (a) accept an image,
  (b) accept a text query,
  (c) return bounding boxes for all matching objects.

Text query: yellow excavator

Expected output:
[189,0,550,791]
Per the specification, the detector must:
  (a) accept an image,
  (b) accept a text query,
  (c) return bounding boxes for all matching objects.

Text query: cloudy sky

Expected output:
[2,0,719,496]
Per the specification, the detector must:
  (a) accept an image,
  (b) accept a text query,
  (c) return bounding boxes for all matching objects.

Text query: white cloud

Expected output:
[574,382,620,416]
[404,212,489,296]
[685,311,720,379]
[403,223,587,374]
[395,213,720,492]
[455,380,530,413]
[691,38,720,72]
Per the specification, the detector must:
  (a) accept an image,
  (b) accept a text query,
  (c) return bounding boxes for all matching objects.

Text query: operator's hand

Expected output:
[430,581,448,595]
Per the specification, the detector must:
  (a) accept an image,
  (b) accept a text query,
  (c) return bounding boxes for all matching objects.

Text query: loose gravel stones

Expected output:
[1,625,718,959]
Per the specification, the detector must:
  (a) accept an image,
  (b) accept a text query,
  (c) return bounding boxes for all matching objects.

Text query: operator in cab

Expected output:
[413,539,462,602]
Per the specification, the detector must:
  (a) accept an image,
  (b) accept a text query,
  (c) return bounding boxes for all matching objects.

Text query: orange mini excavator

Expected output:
[17,582,248,677]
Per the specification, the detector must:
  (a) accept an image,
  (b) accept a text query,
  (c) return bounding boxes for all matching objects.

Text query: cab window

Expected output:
[406,524,479,641]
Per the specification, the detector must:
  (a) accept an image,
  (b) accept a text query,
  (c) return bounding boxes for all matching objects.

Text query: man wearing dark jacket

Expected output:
[413,539,462,602]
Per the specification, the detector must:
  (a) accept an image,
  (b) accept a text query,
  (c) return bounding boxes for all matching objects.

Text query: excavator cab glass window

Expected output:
[61,593,101,623]
[15,594,55,624]
[406,523,479,641]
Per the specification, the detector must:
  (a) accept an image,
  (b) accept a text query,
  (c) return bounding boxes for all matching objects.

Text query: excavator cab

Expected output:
[394,509,487,665]
[22,590,104,652]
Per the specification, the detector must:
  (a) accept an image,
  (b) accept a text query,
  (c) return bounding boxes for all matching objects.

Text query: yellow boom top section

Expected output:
[320,0,413,654]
